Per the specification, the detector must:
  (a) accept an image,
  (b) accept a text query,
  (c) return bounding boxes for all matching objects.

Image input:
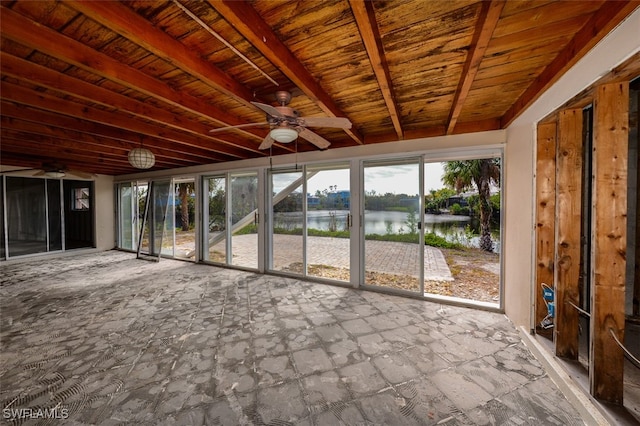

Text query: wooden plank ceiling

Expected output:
[0,0,637,176]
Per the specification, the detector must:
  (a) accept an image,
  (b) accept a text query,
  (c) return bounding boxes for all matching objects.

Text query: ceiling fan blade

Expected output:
[209,122,268,133]
[258,134,275,150]
[251,101,285,118]
[33,170,46,176]
[298,128,331,150]
[68,170,94,179]
[300,116,352,129]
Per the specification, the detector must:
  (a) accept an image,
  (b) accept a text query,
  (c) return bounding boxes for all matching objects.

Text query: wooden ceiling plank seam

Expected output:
[170,0,279,88]
[68,1,260,109]
[349,0,403,140]
[0,81,248,161]
[0,52,266,156]
[494,1,603,39]
[0,6,275,145]
[210,0,364,145]
[446,0,505,135]
[0,101,229,163]
[500,0,639,127]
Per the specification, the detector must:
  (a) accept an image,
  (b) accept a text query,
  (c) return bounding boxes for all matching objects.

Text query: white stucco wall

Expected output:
[503,122,536,327]
[503,7,640,328]
[94,174,115,251]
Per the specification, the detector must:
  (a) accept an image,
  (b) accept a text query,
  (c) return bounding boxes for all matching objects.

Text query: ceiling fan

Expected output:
[0,163,93,179]
[210,90,351,150]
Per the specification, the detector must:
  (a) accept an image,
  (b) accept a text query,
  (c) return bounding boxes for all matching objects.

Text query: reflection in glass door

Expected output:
[117,181,147,251]
[269,169,304,273]
[202,172,258,269]
[230,172,258,268]
[203,176,226,263]
[363,160,423,293]
[137,180,171,260]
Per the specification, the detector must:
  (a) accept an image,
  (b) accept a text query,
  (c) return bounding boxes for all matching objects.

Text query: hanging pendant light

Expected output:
[128,145,155,169]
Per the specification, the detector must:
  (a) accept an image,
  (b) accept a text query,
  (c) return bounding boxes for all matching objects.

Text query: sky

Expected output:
[272,162,446,195]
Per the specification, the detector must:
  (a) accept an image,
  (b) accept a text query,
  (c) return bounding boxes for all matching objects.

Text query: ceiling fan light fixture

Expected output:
[269,127,298,143]
[44,171,65,178]
[128,147,156,169]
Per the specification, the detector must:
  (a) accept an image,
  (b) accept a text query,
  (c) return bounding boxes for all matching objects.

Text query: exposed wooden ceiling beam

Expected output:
[500,0,639,127]
[0,115,207,166]
[0,52,264,156]
[0,143,127,175]
[349,0,403,140]
[0,132,180,169]
[446,0,505,135]
[0,6,272,145]
[0,102,227,163]
[210,0,365,145]
[69,1,258,108]
[0,81,248,160]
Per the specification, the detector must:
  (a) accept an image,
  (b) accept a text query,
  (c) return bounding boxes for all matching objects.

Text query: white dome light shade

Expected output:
[269,127,298,143]
[44,171,65,178]
[128,147,155,169]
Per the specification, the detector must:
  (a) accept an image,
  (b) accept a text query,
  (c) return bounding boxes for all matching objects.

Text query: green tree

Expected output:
[442,159,500,251]
[177,182,195,232]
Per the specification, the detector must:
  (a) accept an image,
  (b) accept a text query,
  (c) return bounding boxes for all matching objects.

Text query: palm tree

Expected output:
[442,159,500,251]
[177,182,195,232]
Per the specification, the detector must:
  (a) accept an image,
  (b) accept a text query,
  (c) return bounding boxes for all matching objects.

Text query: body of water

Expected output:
[275,210,500,252]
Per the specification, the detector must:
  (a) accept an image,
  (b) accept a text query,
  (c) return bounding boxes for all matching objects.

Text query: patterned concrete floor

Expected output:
[0,251,582,425]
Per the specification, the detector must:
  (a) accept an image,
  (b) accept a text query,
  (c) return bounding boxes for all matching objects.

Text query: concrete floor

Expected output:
[0,251,583,425]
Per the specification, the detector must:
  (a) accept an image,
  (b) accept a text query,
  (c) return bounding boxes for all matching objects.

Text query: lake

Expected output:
[275,209,500,252]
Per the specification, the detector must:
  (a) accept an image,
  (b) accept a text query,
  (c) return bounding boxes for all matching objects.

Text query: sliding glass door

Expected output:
[306,164,351,281]
[267,164,351,283]
[269,169,304,273]
[172,178,196,260]
[202,171,258,269]
[117,181,148,252]
[5,177,49,257]
[362,159,423,294]
[204,176,226,263]
[230,172,258,268]
[137,179,172,259]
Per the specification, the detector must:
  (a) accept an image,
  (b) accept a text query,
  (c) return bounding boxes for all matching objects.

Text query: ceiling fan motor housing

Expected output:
[275,90,292,105]
[269,106,300,127]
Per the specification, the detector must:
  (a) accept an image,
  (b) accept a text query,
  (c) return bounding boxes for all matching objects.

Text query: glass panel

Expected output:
[427,158,502,304]
[204,176,226,263]
[138,183,150,254]
[161,189,175,257]
[119,183,134,250]
[152,181,172,257]
[306,164,350,281]
[63,180,94,249]
[6,177,47,257]
[47,179,62,251]
[271,170,303,272]
[138,180,172,257]
[174,180,196,260]
[231,172,258,268]
[363,161,421,292]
